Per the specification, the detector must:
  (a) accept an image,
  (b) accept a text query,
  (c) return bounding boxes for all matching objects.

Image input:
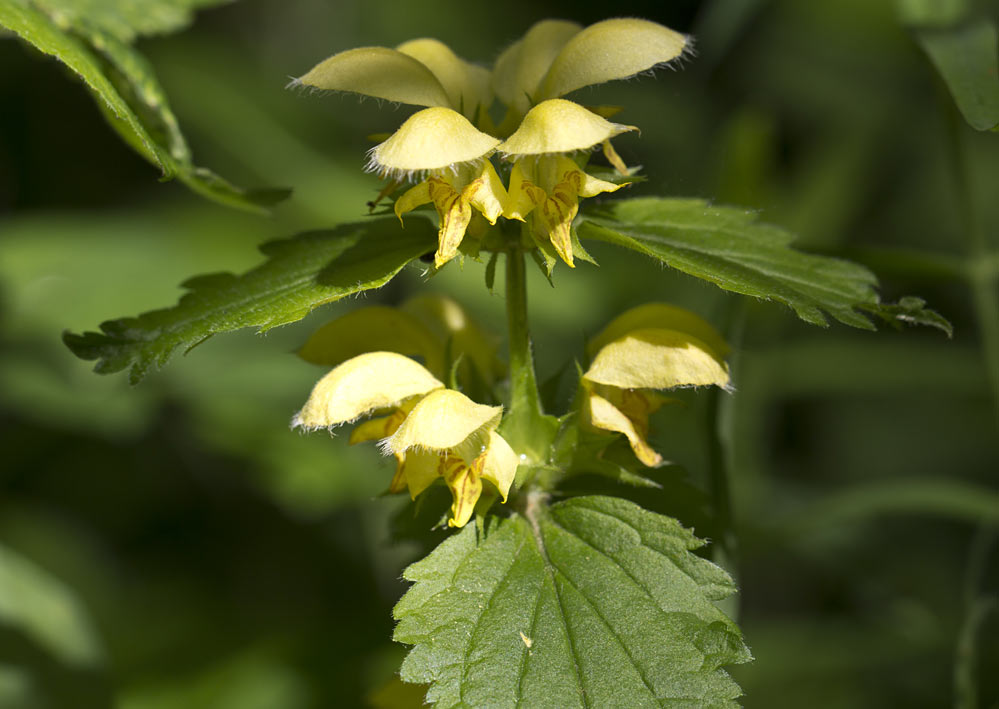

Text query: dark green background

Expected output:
[1,0,997,706]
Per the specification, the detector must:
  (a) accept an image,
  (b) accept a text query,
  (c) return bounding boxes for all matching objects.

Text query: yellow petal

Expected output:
[583,328,730,391]
[292,352,444,430]
[504,161,545,221]
[492,19,582,114]
[388,457,409,494]
[463,160,508,225]
[602,139,629,175]
[394,181,431,221]
[480,431,518,501]
[536,188,579,268]
[442,456,481,528]
[295,47,451,108]
[397,448,441,499]
[587,304,731,361]
[349,399,417,445]
[396,38,492,118]
[537,18,691,100]
[297,305,444,376]
[427,178,472,268]
[369,107,500,177]
[498,99,636,156]
[586,391,663,467]
[387,389,501,457]
[555,156,622,198]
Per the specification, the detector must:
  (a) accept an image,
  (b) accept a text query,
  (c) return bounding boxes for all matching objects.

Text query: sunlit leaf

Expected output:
[0,0,285,211]
[32,0,231,42]
[579,198,948,330]
[394,495,750,707]
[63,218,437,384]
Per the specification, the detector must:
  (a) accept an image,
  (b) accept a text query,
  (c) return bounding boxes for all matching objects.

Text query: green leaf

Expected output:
[394,495,750,708]
[579,198,943,329]
[31,0,231,42]
[0,0,285,212]
[63,217,437,384]
[862,295,953,336]
[914,20,999,131]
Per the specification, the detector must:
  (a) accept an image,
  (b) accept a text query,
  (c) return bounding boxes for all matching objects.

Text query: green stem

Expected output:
[506,247,539,416]
[501,246,550,467]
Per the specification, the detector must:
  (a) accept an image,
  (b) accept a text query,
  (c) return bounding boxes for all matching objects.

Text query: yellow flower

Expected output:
[376,109,507,268]
[291,352,517,527]
[499,99,632,268]
[296,294,504,388]
[294,19,692,268]
[386,389,518,528]
[581,304,731,466]
[492,18,692,129]
[295,38,491,122]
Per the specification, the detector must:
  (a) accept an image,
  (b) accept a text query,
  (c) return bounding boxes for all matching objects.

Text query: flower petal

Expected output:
[428,178,473,267]
[397,448,441,499]
[297,305,444,376]
[555,156,622,198]
[586,391,663,467]
[492,19,582,113]
[504,161,545,221]
[463,160,508,225]
[443,457,481,528]
[388,389,502,456]
[480,431,518,501]
[349,410,407,445]
[369,107,501,177]
[498,99,636,156]
[292,352,444,430]
[396,38,492,118]
[394,181,431,220]
[537,18,691,100]
[295,47,451,108]
[583,328,730,391]
[536,187,579,267]
[587,304,731,361]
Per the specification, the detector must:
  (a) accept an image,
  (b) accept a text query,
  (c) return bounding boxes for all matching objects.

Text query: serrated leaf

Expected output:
[63,217,437,384]
[862,295,953,336]
[0,0,284,212]
[580,197,898,329]
[914,20,999,131]
[394,495,750,708]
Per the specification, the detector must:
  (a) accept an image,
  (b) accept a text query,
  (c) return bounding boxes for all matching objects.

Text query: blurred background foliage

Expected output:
[1,0,997,707]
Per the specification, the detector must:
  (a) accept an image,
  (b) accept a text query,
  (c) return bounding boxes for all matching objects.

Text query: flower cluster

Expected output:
[582,304,731,466]
[295,18,691,269]
[292,351,518,528]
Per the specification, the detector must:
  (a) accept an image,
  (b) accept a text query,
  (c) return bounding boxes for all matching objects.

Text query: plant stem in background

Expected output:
[954,526,997,709]
[945,104,999,428]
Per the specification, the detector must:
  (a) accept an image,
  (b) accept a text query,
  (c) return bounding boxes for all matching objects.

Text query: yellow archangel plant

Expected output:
[581,304,732,467]
[294,17,692,269]
[292,352,518,527]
